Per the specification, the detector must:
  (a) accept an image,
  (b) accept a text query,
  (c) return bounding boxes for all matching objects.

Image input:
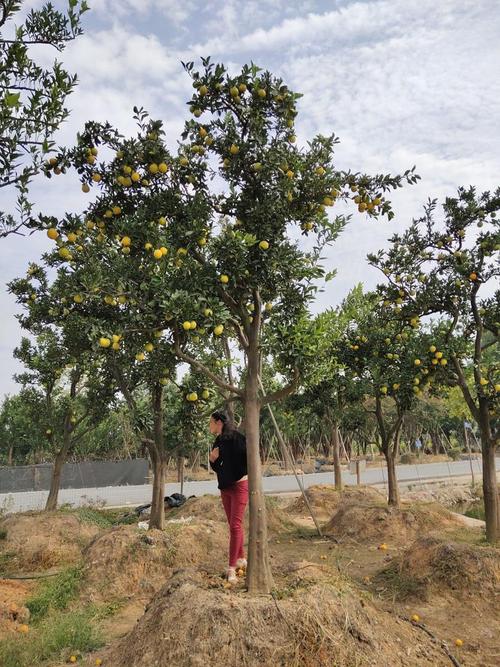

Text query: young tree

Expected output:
[11,328,113,510]
[36,58,417,592]
[0,387,47,464]
[165,59,418,592]
[1,0,88,236]
[335,291,450,506]
[369,187,499,540]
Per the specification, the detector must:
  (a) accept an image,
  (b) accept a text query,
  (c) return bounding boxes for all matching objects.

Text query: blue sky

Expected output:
[1,0,499,396]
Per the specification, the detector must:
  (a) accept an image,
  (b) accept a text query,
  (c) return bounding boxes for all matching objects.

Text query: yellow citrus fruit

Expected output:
[158,162,168,173]
[121,236,131,247]
[160,246,168,256]
[229,144,239,155]
[182,321,191,331]
[112,206,121,215]
[455,639,463,647]
[73,294,83,304]
[202,389,210,399]
[112,341,121,350]
[99,337,111,348]
[153,249,163,260]
[82,183,90,193]
[145,342,154,352]
[145,242,153,250]
[213,325,224,336]
[411,614,420,622]
[149,163,158,174]
[92,173,101,182]
[220,274,229,284]
[135,353,145,362]
[47,228,59,240]
[259,240,269,250]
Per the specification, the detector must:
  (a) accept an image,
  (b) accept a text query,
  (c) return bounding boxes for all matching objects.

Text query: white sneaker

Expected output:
[227,567,238,583]
[236,558,247,569]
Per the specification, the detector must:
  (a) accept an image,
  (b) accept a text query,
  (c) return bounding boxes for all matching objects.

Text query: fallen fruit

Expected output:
[411,614,420,622]
[455,639,463,647]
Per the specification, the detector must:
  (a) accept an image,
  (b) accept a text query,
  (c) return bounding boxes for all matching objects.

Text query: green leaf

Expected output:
[5,92,21,108]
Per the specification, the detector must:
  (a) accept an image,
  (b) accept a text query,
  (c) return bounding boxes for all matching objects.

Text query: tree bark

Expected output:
[331,422,342,491]
[385,450,400,507]
[45,422,72,511]
[149,448,166,530]
[245,338,273,595]
[478,398,498,542]
[149,384,167,530]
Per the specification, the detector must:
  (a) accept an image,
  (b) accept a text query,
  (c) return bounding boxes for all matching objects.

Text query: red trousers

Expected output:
[220,479,248,567]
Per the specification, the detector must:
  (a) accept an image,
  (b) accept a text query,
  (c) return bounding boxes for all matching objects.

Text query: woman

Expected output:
[208,410,248,583]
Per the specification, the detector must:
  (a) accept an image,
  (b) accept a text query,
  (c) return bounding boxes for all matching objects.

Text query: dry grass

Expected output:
[94,568,450,667]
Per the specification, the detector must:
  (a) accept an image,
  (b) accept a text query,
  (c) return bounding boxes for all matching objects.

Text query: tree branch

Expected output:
[450,354,480,422]
[261,368,300,406]
[173,331,244,396]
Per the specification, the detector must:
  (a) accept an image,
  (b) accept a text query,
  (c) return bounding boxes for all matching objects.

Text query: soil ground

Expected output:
[0,482,497,666]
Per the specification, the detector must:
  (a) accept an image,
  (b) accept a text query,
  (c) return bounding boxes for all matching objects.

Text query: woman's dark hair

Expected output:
[211,410,234,435]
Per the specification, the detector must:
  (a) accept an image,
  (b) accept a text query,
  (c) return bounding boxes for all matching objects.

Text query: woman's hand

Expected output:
[209,447,219,463]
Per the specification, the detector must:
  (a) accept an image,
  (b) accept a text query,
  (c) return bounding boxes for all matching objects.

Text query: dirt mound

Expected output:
[378,536,500,600]
[169,494,293,533]
[286,485,386,521]
[324,501,461,544]
[83,520,227,603]
[98,568,449,667]
[0,512,100,572]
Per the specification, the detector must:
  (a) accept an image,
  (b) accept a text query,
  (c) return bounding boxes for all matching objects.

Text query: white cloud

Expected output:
[1,0,499,395]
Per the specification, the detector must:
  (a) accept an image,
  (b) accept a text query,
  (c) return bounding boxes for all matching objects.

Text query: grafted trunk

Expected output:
[149,449,166,529]
[177,455,185,495]
[478,398,498,542]
[149,384,166,530]
[385,450,400,507]
[45,422,72,511]
[331,422,342,491]
[246,347,273,595]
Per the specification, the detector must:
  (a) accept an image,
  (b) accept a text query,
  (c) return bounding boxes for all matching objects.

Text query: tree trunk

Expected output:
[45,424,72,511]
[331,423,342,491]
[191,450,200,474]
[7,444,13,467]
[149,384,166,530]
[478,403,498,543]
[385,450,400,507]
[149,449,166,529]
[177,455,185,495]
[246,347,273,595]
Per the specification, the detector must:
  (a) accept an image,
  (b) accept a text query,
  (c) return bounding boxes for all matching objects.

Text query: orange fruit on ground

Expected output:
[411,614,420,622]
[455,639,463,647]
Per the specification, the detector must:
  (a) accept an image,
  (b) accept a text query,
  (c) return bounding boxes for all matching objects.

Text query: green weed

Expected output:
[26,566,83,622]
[0,607,103,667]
